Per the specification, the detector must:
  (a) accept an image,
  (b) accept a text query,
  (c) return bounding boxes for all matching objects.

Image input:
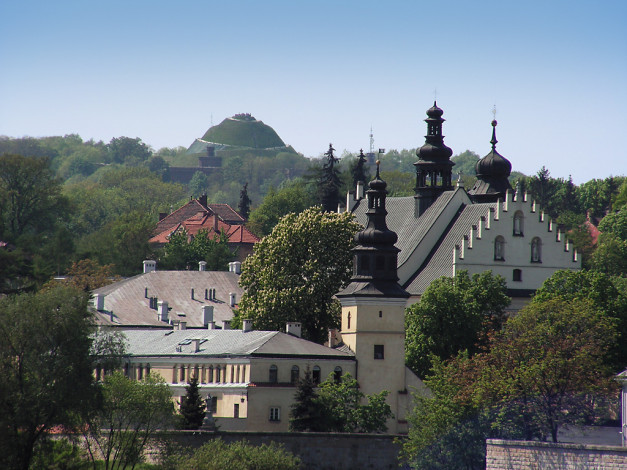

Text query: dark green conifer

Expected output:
[180,376,206,430]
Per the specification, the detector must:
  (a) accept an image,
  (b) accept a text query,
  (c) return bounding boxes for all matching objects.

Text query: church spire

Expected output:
[338,161,409,299]
[468,118,513,203]
[413,102,455,216]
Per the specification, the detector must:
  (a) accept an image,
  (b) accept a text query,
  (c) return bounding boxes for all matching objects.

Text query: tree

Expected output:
[189,171,209,197]
[289,371,393,433]
[526,166,559,217]
[237,206,360,343]
[316,373,392,433]
[180,376,206,430]
[402,297,618,469]
[349,151,370,188]
[319,144,342,212]
[289,368,326,432]
[174,439,301,470]
[159,229,235,271]
[238,182,252,220]
[0,154,68,241]
[83,372,174,470]
[533,269,627,370]
[0,286,96,470]
[405,270,510,377]
[246,181,316,237]
[107,136,152,165]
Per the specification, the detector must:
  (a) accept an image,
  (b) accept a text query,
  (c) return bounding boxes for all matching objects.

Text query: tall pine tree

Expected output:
[319,144,342,212]
[289,369,326,431]
[180,376,206,430]
[238,182,252,220]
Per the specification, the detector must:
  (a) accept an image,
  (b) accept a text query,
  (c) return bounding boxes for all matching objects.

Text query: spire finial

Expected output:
[490,116,498,151]
[375,160,381,179]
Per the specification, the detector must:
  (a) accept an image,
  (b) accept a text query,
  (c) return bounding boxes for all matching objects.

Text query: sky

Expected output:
[0,0,625,184]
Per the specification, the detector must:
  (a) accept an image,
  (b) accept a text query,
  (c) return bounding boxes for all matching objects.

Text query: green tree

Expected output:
[402,298,618,469]
[159,229,234,271]
[319,144,342,212]
[316,373,392,433]
[107,136,152,165]
[289,371,392,433]
[189,171,209,197]
[405,270,510,377]
[598,205,627,241]
[180,376,206,430]
[237,206,360,343]
[175,439,301,470]
[83,372,174,470]
[247,181,316,237]
[289,369,326,432]
[0,286,96,470]
[0,154,69,241]
[238,182,252,220]
[533,269,627,371]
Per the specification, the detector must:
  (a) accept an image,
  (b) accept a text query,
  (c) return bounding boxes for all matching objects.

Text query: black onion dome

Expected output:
[416,101,453,162]
[475,120,512,178]
[355,162,397,246]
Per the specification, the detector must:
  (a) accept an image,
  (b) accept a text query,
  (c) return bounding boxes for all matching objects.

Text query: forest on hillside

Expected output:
[0,133,625,293]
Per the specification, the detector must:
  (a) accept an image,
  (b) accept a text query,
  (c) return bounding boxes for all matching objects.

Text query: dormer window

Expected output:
[513,211,524,236]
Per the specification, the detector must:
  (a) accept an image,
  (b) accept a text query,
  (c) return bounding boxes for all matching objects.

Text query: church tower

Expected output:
[337,162,410,434]
[468,119,513,203]
[414,102,455,216]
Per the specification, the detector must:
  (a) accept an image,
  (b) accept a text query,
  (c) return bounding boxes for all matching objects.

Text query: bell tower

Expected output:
[337,162,410,433]
[414,102,454,216]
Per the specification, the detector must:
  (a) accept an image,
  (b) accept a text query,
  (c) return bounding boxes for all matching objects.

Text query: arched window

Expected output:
[312,366,321,385]
[513,211,524,236]
[347,312,351,329]
[494,236,505,260]
[531,237,542,262]
[291,365,300,384]
[334,366,342,384]
[269,365,278,383]
[513,269,522,282]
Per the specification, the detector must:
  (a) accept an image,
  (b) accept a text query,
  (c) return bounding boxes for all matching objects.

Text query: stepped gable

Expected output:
[200,113,287,150]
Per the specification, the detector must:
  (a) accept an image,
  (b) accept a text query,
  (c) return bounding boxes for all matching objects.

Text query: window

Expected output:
[379,310,383,318]
[531,237,542,262]
[312,366,321,384]
[234,404,240,418]
[347,312,351,329]
[215,367,221,383]
[334,366,342,384]
[291,365,300,384]
[269,407,281,422]
[374,345,385,360]
[513,211,524,236]
[513,269,522,282]
[208,365,213,383]
[145,364,150,377]
[180,366,185,382]
[269,365,278,383]
[494,236,505,260]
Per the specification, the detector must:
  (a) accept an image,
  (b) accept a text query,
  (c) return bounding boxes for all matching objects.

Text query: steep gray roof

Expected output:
[122,329,355,359]
[404,203,492,294]
[92,271,243,328]
[352,190,460,268]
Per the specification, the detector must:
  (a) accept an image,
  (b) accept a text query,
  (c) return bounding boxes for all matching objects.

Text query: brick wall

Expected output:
[156,430,402,470]
[486,439,627,470]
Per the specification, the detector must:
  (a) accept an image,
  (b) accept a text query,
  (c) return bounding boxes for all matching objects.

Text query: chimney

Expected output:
[229,261,241,274]
[193,339,202,353]
[286,322,302,338]
[207,321,216,330]
[199,193,208,207]
[201,305,214,326]
[213,214,219,232]
[199,261,207,271]
[229,292,236,307]
[328,328,338,347]
[222,320,231,330]
[504,191,510,212]
[356,181,364,200]
[478,217,484,239]
[191,288,195,300]
[94,293,105,311]
[179,321,187,330]
[242,319,253,332]
[143,260,156,274]
[158,301,169,323]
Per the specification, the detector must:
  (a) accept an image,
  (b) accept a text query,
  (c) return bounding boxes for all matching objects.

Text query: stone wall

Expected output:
[486,439,627,470]
[156,430,402,470]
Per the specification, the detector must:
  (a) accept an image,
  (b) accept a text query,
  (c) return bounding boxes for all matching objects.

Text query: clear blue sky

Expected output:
[1,1,625,184]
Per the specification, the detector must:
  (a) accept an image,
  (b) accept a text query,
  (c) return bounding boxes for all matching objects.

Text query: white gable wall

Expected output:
[454,192,580,291]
